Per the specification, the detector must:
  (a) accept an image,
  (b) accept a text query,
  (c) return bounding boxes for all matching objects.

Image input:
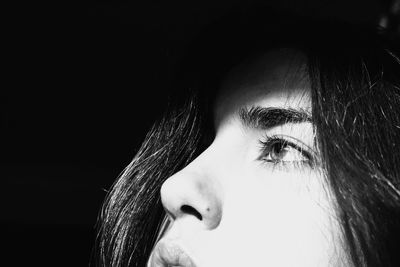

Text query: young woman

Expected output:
[96,7,400,267]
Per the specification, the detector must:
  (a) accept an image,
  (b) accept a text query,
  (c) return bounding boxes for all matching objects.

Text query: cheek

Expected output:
[216,169,342,266]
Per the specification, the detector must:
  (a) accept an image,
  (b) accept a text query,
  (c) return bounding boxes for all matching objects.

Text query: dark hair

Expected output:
[95,6,400,267]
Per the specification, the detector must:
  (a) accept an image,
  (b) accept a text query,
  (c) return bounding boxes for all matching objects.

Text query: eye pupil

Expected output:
[271,141,288,160]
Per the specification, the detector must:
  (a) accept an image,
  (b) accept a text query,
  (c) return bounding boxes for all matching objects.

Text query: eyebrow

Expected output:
[238,106,312,130]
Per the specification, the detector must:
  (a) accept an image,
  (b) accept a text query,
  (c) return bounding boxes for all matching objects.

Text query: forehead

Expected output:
[214,49,311,125]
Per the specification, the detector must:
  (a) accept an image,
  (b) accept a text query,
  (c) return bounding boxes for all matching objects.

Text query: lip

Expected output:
[149,238,198,267]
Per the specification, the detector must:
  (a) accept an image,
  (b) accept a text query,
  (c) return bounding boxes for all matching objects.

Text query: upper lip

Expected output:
[149,238,198,267]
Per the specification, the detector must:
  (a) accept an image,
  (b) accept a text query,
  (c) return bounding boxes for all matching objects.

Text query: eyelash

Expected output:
[258,134,315,170]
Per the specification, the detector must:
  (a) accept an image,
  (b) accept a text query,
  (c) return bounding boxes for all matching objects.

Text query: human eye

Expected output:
[258,135,315,168]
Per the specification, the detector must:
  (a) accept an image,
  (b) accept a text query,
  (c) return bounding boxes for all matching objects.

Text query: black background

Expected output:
[2,0,388,266]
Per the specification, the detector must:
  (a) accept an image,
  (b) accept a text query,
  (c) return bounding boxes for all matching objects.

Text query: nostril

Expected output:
[180,205,203,221]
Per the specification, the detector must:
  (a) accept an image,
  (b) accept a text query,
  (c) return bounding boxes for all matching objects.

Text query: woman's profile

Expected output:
[95,5,400,267]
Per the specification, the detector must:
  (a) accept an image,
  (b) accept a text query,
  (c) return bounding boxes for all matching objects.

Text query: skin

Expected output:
[151,49,350,267]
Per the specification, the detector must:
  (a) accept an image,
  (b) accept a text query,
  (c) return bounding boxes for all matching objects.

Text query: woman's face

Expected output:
[149,49,349,267]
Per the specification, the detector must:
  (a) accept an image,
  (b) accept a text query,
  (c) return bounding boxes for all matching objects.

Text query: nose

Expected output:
[160,163,223,230]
